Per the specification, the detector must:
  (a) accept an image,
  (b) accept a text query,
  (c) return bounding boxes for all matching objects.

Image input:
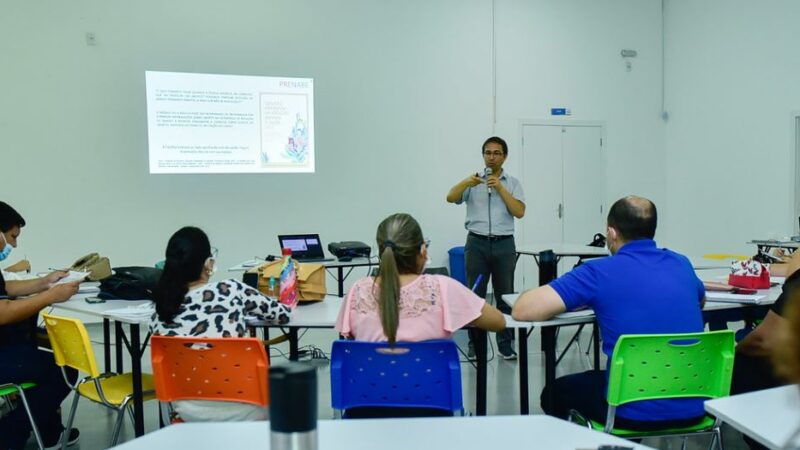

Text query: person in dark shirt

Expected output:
[0,201,81,449]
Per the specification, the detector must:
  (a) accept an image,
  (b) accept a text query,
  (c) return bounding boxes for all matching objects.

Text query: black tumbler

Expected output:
[538,249,557,285]
[269,363,318,450]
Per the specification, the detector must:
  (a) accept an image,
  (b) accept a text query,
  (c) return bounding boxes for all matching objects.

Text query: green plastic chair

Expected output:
[570,330,735,450]
[0,382,44,449]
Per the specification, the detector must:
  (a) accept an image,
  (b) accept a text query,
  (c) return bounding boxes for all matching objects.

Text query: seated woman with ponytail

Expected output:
[335,212,506,352]
[150,226,292,422]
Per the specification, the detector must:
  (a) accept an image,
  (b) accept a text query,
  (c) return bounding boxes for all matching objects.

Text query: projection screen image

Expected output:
[145,71,315,174]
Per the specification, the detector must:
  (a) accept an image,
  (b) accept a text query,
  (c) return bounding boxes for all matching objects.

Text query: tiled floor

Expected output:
[22,323,753,449]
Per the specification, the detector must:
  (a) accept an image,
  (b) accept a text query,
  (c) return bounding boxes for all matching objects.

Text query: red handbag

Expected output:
[728,260,771,289]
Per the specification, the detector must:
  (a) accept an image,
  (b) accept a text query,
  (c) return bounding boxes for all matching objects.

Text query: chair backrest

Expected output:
[607,330,735,407]
[330,340,463,414]
[150,336,269,407]
[42,313,101,377]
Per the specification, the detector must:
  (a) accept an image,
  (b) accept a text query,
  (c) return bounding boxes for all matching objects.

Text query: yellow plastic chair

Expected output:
[702,253,749,261]
[42,313,156,448]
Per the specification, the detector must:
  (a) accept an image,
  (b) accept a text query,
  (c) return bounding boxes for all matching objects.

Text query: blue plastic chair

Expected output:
[330,340,464,418]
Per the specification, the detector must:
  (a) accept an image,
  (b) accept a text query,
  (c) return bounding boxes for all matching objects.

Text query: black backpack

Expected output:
[99,266,163,300]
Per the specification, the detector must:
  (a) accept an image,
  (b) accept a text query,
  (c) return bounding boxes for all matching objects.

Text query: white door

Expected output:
[562,126,605,243]
[518,124,604,290]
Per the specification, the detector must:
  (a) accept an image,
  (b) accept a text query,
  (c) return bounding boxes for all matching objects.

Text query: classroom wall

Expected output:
[1,0,665,289]
[494,0,666,234]
[662,0,800,255]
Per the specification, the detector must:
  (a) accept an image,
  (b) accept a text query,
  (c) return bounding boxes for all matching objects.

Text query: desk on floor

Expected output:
[705,385,800,450]
[111,415,656,450]
[749,239,800,254]
[51,295,152,438]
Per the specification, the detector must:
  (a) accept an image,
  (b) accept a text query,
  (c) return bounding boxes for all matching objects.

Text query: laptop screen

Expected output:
[278,234,325,259]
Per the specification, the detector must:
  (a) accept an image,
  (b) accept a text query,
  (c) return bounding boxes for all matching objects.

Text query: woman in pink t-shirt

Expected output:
[335,213,505,344]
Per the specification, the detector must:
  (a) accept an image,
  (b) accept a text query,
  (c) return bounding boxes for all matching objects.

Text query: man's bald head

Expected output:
[607,195,657,242]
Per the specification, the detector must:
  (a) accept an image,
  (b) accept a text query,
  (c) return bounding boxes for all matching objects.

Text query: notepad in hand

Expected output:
[53,271,91,285]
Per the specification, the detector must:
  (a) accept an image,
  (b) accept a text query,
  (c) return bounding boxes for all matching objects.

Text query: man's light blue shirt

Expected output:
[457,171,525,236]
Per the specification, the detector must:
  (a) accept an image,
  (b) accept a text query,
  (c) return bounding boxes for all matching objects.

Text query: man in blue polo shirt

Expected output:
[512,195,706,430]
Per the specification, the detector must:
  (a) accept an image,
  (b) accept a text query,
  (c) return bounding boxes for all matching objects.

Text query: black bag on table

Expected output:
[98,266,163,300]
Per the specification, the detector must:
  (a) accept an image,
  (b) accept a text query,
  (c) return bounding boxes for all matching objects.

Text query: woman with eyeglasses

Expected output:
[151,226,292,422]
[335,213,505,346]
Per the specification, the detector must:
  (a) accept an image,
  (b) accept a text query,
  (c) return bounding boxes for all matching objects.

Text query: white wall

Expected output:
[494,0,666,242]
[663,0,800,254]
[1,0,667,290]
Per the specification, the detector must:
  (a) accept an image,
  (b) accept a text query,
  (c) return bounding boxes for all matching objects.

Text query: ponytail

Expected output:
[153,226,211,322]
[374,213,425,345]
[376,245,401,345]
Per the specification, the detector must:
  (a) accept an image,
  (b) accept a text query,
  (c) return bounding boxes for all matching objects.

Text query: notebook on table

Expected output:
[277,234,334,263]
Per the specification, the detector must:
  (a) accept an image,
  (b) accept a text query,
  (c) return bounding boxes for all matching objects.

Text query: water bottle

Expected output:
[269,363,317,450]
[279,248,299,308]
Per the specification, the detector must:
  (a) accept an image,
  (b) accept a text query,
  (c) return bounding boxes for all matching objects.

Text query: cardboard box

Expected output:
[247,260,327,301]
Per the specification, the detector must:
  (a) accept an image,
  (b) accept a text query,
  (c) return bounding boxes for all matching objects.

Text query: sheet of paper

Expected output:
[53,271,91,285]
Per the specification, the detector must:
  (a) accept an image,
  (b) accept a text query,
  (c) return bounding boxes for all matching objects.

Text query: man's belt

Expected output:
[468,232,513,242]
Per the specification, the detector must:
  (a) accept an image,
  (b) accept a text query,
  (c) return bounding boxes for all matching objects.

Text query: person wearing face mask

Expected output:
[150,226,293,422]
[512,196,706,431]
[0,201,83,449]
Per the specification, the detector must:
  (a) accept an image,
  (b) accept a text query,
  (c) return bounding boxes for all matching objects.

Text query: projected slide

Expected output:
[145,71,314,174]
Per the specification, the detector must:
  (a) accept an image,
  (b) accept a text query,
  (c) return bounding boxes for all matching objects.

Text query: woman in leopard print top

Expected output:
[150,226,292,422]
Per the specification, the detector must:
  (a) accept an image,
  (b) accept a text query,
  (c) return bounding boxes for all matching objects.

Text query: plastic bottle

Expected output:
[279,248,299,308]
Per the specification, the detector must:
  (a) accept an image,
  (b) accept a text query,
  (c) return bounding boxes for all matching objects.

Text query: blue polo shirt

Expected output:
[550,239,706,422]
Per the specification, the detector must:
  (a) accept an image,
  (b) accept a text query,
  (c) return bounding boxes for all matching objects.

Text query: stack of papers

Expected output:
[103,303,155,320]
[706,291,767,304]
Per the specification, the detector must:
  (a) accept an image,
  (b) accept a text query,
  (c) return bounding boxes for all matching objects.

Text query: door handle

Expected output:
[558,203,563,219]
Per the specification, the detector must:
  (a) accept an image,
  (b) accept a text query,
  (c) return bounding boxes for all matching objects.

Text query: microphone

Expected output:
[484,167,493,195]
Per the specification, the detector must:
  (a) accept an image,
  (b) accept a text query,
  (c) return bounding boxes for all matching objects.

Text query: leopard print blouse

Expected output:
[150,279,291,338]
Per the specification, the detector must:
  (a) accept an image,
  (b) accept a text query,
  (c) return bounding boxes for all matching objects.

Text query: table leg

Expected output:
[592,323,600,371]
[337,267,344,298]
[288,327,299,360]
[541,326,557,413]
[518,327,529,414]
[475,328,487,416]
[129,323,145,437]
[103,318,111,373]
[115,321,124,373]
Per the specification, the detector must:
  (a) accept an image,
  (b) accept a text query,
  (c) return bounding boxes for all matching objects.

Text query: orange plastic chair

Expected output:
[150,336,269,423]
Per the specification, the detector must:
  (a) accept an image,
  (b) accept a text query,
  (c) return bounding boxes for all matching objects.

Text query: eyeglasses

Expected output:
[210,247,219,259]
[423,238,431,249]
[483,151,504,157]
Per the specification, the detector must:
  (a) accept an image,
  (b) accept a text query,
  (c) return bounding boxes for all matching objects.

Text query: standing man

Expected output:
[447,136,525,359]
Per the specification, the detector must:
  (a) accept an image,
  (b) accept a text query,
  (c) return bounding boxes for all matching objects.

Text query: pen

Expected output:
[471,274,484,293]
[25,254,30,273]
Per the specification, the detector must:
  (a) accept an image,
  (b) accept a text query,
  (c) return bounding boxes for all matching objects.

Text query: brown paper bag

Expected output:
[248,260,327,301]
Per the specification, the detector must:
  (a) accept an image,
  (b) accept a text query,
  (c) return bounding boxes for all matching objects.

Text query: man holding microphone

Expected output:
[447,136,525,359]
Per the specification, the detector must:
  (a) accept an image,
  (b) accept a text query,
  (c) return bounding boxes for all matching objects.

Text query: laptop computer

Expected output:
[277,234,334,263]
